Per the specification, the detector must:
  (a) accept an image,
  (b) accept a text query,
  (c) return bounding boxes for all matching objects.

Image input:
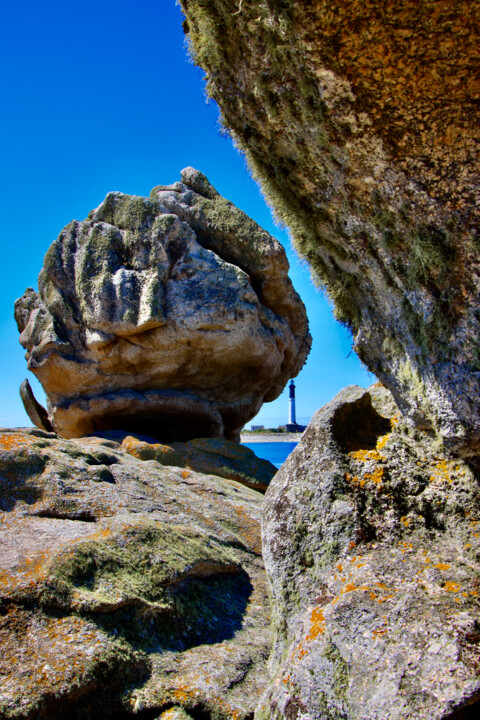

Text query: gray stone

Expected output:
[260,385,480,719]
[14,168,310,442]
[19,379,53,433]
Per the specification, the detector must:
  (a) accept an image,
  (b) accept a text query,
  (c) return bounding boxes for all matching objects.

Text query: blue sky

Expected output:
[0,0,373,430]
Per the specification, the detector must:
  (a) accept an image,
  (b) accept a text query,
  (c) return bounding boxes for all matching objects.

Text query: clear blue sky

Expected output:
[0,0,373,430]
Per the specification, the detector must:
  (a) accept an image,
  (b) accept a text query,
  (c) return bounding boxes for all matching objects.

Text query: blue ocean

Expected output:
[242,442,298,469]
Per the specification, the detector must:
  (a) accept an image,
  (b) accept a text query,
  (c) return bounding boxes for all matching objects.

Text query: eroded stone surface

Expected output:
[15,168,310,442]
[261,386,480,719]
[113,432,276,492]
[0,428,271,719]
[180,0,480,457]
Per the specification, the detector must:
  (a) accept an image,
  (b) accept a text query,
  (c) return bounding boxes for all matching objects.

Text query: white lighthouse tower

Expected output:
[288,379,296,425]
[285,379,306,433]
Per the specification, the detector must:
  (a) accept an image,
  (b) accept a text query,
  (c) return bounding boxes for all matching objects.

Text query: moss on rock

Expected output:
[180,0,480,459]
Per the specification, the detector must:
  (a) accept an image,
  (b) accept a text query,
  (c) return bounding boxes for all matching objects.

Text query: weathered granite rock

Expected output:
[14,168,310,442]
[115,432,276,492]
[19,379,53,433]
[0,427,271,719]
[261,385,480,719]
[180,0,480,458]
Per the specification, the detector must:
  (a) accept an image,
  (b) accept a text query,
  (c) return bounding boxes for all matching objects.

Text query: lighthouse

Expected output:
[285,379,306,432]
[288,379,296,425]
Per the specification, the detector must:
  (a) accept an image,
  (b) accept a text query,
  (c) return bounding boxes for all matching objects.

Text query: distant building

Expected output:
[251,424,264,431]
[285,380,306,432]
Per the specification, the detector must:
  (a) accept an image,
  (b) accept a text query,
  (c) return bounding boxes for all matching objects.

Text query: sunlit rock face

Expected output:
[15,168,310,441]
[180,0,480,458]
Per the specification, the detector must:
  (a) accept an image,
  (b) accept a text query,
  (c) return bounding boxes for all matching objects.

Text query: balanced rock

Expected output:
[0,427,271,719]
[261,385,480,719]
[15,168,310,441]
[180,1,480,458]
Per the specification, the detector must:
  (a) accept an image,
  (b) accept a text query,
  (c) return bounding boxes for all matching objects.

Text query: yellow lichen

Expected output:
[429,458,459,484]
[376,433,391,451]
[364,467,384,486]
[349,448,385,462]
[305,606,325,641]
[444,581,460,592]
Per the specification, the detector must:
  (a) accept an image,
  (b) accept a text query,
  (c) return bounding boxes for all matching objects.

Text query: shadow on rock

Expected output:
[96,568,253,653]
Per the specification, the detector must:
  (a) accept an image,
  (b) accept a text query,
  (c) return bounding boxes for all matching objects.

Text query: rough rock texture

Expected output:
[14,168,310,442]
[180,0,480,457]
[261,385,480,719]
[115,432,276,492]
[0,427,272,719]
[19,379,53,433]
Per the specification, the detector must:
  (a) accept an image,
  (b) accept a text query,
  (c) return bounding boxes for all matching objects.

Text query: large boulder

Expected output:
[180,0,480,458]
[0,427,271,719]
[15,168,310,441]
[261,385,480,719]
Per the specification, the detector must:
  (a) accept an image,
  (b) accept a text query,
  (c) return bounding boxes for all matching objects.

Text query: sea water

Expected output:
[242,442,298,469]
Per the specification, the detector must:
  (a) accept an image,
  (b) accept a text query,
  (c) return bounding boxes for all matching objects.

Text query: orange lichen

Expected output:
[429,459,457,484]
[434,563,450,570]
[349,448,385,462]
[345,473,366,488]
[376,434,391,451]
[305,606,325,641]
[363,467,384,486]
[345,463,384,490]
[444,581,460,592]
[0,433,32,451]
[230,504,262,554]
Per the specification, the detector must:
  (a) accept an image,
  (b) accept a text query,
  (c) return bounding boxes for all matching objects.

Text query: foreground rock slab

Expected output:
[15,167,310,442]
[181,0,480,458]
[261,386,480,719]
[0,428,271,719]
